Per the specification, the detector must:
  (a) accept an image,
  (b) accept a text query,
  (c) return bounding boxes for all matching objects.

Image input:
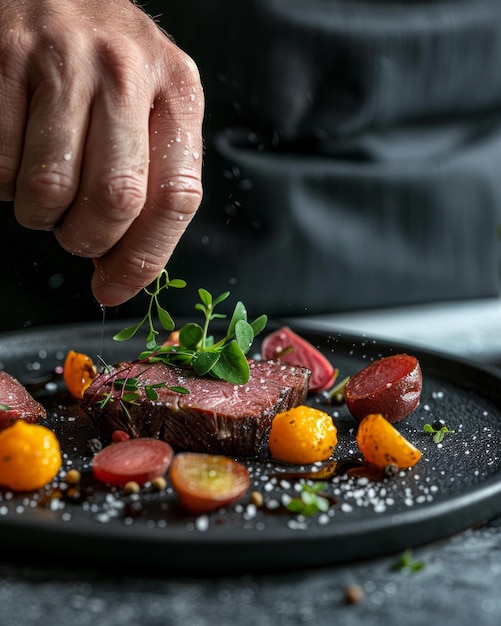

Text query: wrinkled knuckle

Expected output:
[17,167,75,226]
[94,172,147,221]
[162,49,204,111]
[164,174,203,215]
[170,49,202,87]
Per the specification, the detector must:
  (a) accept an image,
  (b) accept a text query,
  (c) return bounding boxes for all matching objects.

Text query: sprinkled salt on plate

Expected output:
[0,321,500,574]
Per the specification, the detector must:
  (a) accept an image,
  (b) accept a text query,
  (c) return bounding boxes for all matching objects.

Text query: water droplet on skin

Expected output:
[64,153,72,161]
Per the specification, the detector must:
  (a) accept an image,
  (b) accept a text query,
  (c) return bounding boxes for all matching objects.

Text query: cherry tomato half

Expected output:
[169,452,250,514]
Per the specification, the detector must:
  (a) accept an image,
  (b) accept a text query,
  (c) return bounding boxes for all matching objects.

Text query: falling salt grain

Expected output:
[195,515,209,532]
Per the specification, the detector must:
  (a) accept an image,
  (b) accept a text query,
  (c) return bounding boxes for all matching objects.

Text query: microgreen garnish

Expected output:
[113,270,186,346]
[96,377,188,410]
[286,481,331,516]
[423,422,455,444]
[323,374,348,404]
[0,404,10,411]
[114,270,268,385]
[391,548,424,574]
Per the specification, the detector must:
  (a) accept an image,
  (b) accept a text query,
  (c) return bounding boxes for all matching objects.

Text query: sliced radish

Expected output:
[261,326,337,393]
[92,438,174,486]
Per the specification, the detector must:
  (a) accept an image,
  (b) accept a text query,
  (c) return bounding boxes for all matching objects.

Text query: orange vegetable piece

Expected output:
[356,413,422,469]
[169,453,250,514]
[63,350,98,399]
[268,405,338,465]
[0,420,62,491]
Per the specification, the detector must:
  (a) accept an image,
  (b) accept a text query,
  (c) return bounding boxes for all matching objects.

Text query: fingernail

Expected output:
[93,283,138,307]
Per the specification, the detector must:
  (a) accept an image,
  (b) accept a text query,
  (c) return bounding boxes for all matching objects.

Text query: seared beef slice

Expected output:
[82,360,310,457]
[0,370,47,430]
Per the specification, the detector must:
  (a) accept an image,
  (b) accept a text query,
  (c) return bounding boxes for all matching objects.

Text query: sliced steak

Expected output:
[82,359,311,457]
[0,370,47,430]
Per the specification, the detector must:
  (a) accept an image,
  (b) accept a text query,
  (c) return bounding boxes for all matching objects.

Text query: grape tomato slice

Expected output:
[169,453,250,514]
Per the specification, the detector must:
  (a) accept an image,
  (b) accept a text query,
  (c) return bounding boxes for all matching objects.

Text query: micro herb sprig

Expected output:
[390,548,425,574]
[113,271,268,385]
[423,422,455,444]
[95,375,189,422]
[286,481,331,516]
[322,373,348,404]
[113,270,186,348]
[0,404,10,411]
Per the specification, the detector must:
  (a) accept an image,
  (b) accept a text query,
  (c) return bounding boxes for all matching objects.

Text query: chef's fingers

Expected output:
[91,51,204,307]
[53,49,151,258]
[13,56,89,230]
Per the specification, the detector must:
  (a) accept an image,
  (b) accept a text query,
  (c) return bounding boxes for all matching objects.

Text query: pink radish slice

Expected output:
[261,326,337,393]
[92,438,174,486]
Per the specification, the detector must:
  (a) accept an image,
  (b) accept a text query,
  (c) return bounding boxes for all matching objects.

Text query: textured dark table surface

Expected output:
[3,301,501,626]
[2,515,501,626]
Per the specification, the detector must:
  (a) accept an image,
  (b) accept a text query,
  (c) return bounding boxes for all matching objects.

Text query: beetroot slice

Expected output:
[261,327,336,393]
[92,438,174,486]
[344,354,422,423]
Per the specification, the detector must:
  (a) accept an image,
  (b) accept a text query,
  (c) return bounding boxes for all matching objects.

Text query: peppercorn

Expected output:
[64,469,81,485]
[150,476,167,491]
[345,584,365,604]
[123,481,141,495]
[250,491,264,507]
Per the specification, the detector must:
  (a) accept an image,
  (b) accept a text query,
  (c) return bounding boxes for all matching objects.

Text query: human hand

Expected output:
[0,0,204,306]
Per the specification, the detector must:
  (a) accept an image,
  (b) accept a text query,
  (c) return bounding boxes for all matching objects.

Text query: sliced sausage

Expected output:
[344,354,422,423]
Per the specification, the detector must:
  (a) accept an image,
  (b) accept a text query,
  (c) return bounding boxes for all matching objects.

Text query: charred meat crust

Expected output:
[82,360,311,458]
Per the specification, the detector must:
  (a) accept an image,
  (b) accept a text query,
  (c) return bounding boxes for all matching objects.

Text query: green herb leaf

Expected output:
[193,351,221,376]
[156,304,175,332]
[113,324,142,342]
[168,386,190,394]
[227,301,247,338]
[179,323,203,350]
[145,386,159,401]
[391,549,425,574]
[197,288,213,309]
[423,422,455,444]
[250,314,268,337]
[286,482,331,516]
[234,319,254,355]
[0,404,10,411]
[209,341,250,384]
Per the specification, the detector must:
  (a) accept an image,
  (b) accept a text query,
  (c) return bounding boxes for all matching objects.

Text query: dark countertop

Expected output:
[2,515,501,626]
[3,299,501,626]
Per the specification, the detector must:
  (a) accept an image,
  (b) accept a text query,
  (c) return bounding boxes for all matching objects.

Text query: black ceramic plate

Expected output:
[0,321,500,575]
